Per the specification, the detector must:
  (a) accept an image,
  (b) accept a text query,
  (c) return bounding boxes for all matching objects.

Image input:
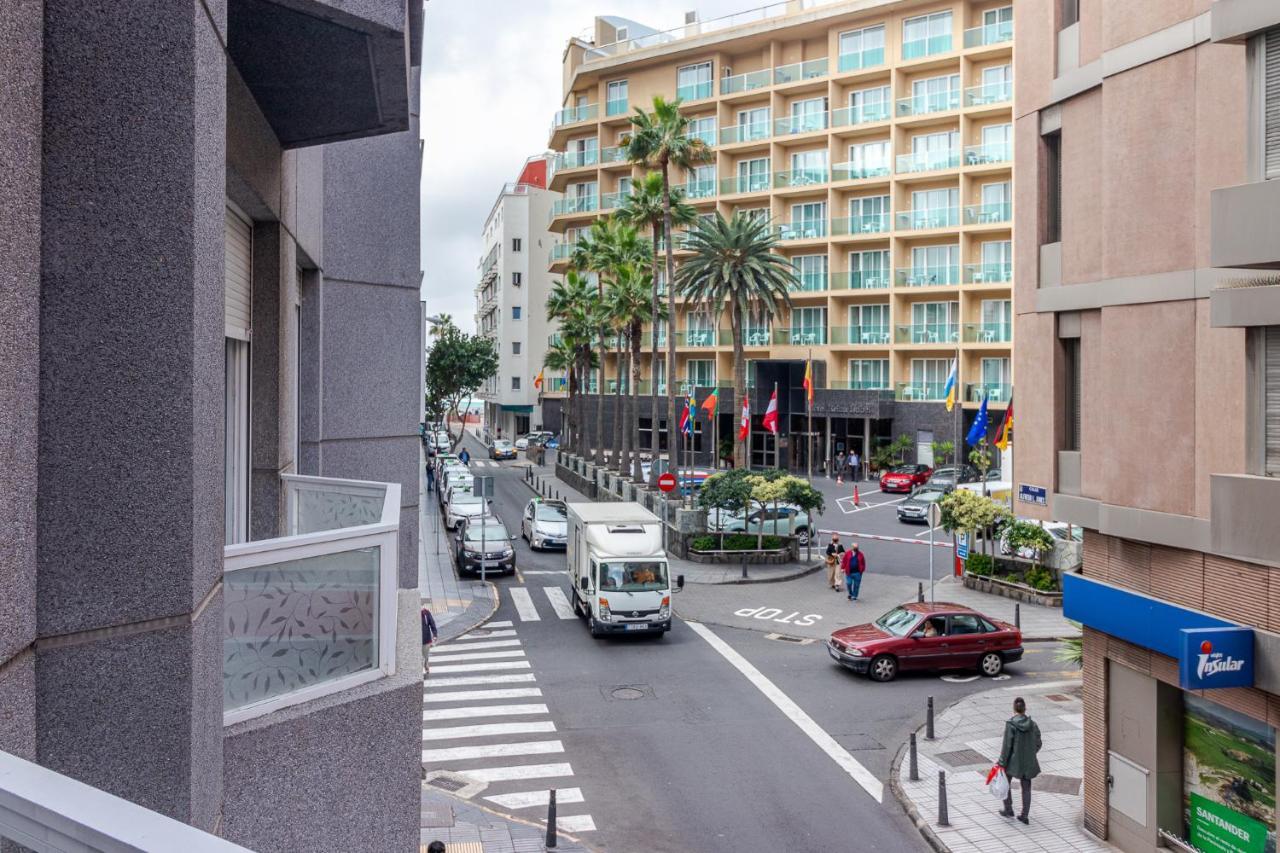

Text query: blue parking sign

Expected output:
[957,534,969,561]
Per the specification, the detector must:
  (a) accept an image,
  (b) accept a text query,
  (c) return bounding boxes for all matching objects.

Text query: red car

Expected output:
[826,603,1023,682]
[879,463,933,493]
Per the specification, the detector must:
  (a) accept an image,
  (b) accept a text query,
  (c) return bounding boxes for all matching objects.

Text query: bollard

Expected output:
[937,771,950,826]
[917,582,924,603]
[926,696,935,740]
[545,788,558,848]
[1015,603,1021,630]
[909,732,919,782]
[741,559,748,580]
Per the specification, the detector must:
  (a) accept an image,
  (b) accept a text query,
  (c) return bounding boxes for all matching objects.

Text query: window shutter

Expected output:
[1266,29,1280,179]
[1265,326,1280,474]
[224,208,252,341]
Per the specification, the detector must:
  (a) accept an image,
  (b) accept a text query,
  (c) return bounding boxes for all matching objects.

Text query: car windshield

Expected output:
[495,440,512,449]
[535,504,566,522]
[599,561,668,592]
[464,523,508,543]
[453,495,483,507]
[875,607,922,637]
[890,465,916,474]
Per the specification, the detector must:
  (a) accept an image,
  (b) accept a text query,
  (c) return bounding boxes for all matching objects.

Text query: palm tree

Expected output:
[605,263,654,481]
[618,173,696,477]
[546,272,596,453]
[541,340,576,449]
[627,96,713,480]
[676,212,799,469]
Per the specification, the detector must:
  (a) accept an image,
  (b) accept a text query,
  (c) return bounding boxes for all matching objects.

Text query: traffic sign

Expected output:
[474,475,495,498]
[657,472,677,493]
[957,535,970,561]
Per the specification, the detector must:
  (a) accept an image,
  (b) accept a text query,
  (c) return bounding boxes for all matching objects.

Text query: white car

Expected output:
[432,431,451,452]
[515,431,552,451]
[446,493,489,530]
[521,498,568,550]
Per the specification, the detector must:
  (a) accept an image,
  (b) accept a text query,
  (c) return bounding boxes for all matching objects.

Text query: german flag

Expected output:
[995,394,1013,451]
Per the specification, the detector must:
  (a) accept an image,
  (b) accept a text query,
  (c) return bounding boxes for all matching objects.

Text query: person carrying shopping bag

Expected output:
[997,697,1043,824]
[825,534,845,591]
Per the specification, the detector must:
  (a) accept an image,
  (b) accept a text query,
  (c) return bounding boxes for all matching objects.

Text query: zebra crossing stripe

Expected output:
[421,740,564,763]
[432,639,521,652]
[451,628,518,640]
[510,587,540,621]
[426,649,525,663]
[426,673,536,688]
[485,787,584,810]
[482,620,514,629]
[429,660,532,674]
[542,587,576,620]
[423,687,543,704]
[422,703,549,722]
[555,815,597,833]
[463,762,573,783]
[419,721,556,741]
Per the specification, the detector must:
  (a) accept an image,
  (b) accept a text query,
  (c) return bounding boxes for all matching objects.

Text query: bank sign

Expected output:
[1180,627,1254,691]
[1189,792,1267,853]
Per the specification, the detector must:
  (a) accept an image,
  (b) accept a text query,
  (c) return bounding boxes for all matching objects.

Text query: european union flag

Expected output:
[966,394,990,446]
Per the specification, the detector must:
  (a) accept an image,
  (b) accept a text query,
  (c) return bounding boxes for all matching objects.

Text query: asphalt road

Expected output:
[426,437,1076,852]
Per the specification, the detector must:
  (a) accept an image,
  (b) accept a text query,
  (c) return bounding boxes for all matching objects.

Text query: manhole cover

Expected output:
[611,686,646,700]
[427,777,466,792]
[601,683,655,701]
[937,748,991,767]
[1045,693,1073,702]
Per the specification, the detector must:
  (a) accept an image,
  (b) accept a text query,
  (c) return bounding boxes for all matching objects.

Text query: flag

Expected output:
[738,396,750,441]
[679,391,695,435]
[534,369,544,390]
[995,395,1013,451]
[942,359,958,412]
[762,388,779,435]
[803,359,813,406]
[966,393,990,446]
[701,387,719,416]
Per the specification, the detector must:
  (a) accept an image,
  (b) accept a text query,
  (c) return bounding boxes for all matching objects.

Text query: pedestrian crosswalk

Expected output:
[422,619,596,834]
[497,584,580,623]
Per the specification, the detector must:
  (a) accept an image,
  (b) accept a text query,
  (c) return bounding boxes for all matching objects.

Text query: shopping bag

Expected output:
[986,765,1010,801]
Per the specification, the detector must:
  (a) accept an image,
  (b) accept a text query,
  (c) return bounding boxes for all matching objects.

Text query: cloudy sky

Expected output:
[419,0,749,331]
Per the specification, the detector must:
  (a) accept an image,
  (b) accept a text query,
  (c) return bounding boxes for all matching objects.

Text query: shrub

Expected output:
[690,534,784,552]
[965,553,995,577]
[1024,565,1057,592]
[1005,521,1056,564]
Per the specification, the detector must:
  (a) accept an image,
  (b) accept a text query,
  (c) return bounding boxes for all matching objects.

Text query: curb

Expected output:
[687,560,825,586]
[421,785,600,853]
[434,581,499,644]
[889,736,951,853]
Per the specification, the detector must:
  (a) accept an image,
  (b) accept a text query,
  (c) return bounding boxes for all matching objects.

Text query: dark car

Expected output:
[897,484,951,524]
[454,517,516,576]
[826,603,1023,682]
[927,464,978,489]
[879,463,932,493]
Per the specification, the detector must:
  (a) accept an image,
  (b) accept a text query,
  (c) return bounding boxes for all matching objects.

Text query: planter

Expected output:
[684,548,794,565]
[962,573,1062,608]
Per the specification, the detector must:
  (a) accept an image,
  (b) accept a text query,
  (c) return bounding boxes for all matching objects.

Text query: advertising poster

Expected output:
[1185,694,1276,853]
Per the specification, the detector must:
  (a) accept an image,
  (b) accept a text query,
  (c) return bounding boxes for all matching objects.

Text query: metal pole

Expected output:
[545,788,558,848]
[741,558,748,580]
[1015,602,1021,630]
[926,696,935,740]
[928,519,935,604]
[807,348,812,481]
[909,732,919,782]
[917,581,924,603]
[937,771,950,827]
[480,500,488,584]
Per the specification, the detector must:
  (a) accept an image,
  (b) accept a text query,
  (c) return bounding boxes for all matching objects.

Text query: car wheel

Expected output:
[795,527,810,546]
[980,652,1004,677]
[869,655,898,682]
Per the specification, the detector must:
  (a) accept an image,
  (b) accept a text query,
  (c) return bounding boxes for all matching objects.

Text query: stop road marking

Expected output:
[735,606,822,627]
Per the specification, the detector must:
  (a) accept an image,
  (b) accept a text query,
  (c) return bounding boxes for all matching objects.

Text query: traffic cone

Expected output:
[853,485,861,507]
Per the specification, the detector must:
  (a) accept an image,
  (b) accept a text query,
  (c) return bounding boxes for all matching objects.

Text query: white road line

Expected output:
[422,740,564,763]
[483,620,514,628]
[555,815,597,833]
[543,587,576,620]
[426,649,526,663]
[420,721,557,741]
[464,762,573,783]
[913,526,942,538]
[818,528,953,549]
[425,673,536,688]
[423,687,543,704]
[686,621,885,804]
[429,660,532,674]
[422,703,549,722]
[510,587,541,621]
[485,787,584,810]
[432,639,522,652]
[523,570,567,575]
[451,629,518,640]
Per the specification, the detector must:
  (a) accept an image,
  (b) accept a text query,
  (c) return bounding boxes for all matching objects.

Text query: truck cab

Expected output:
[566,502,683,637]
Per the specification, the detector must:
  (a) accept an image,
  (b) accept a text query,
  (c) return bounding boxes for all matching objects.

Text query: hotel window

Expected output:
[848,359,889,389]
[846,140,891,178]
[910,301,958,343]
[903,10,952,58]
[980,358,1011,401]
[512,306,522,320]
[687,359,715,388]
[790,148,828,184]
[849,85,891,122]
[849,304,889,342]
[788,96,828,133]
[838,24,886,71]
[985,6,1013,29]
[911,244,959,284]
[910,358,953,399]
[512,376,521,391]
[792,254,828,291]
[677,62,713,100]
[1063,337,1081,450]
[513,341,522,355]
[911,73,960,112]
[791,201,826,232]
[617,176,632,196]
[1060,0,1079,28]
[512,272,522,287]
[737,106,770,140]
[512,238,522,252]
[736,157,770,192]
[849,250,890,289]
[790,307,827,344]
[606,79,629,116]
[980,299,1012,341]
[689,115,716,147]
[908,188,958,228]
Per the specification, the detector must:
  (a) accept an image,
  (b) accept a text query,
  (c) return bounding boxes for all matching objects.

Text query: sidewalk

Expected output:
[419,449,496,641]
[420,787,592,853]
[892,680,1114,853]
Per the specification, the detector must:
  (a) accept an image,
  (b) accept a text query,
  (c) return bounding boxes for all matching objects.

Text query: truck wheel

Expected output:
[588,617,602,638]
[571,593,584,618]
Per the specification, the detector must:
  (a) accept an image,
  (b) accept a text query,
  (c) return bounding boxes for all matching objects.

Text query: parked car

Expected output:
[897,485,952,524]
[926,465,978,489]
[719,505,812,545]
[440,467,472,506]
[454,517,516,576]
[431,431,451,452]
[521,498,568,550]
[446,493,490,531]
[490,439,517,460]
[826,603,1023,682]
[879,464,933,494]
[999,520,1083,559]
[640,459,713,494]
[516,431,553,451]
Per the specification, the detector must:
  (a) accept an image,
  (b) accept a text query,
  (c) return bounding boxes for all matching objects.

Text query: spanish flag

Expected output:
[803,359,813,405]
[995,394,1013,451]
[942,359,958,412]
[534,369,544,390]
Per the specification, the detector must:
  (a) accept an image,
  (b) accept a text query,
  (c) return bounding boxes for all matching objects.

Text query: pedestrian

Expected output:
[426,462,435,494]
[421,604,438,677]
[458,447,471,465]
[427,842,445,853]
[843,543,867,601]
[834,450,846,482]
[824,534,845,591]
[998,696,1043,824]
[850,448,861,482]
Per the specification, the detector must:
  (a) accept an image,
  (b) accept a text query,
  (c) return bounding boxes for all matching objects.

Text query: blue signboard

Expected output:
[1018,484,1047,506]
[957,534,969,561]
[1179,627,1254,691]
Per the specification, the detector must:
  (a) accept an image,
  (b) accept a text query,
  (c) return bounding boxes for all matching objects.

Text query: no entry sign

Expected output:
[657,472,677,493]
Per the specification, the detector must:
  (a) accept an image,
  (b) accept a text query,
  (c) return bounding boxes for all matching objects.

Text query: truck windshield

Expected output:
[599,561,668,592]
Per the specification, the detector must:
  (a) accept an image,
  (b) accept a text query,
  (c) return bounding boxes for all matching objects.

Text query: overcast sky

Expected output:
[419,0,749,332]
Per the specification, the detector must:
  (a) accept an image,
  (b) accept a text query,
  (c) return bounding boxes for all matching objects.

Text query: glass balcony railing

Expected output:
[965,20,1014,48]
[685,179,718,199]
[965,382,1012,403]
[634,380,669,395]
[831,271,891,290]
[605,98,630,117]
[719,328,773,347]
[894,324,960,344]
[896,381,948,401]
[963,322,1013,343]
[719,122,772,144]
[902,34,953,61]
[896,149,961,173]
[601,191,631,210]
[548,333,564,347]
[774,112,829,135]
[655,233,693,252]
[896,90,961,117]
[896,207,960,230]
[965,81,1013,107]
[790,272,829,292]
[640,331,668,347]
[830,379,892,391]
[675,330,716,347]
[775,327,829,345]
[895,266,961,287]
[775,58,829,84]
[721,68,771,94]
[830,102,891,127]
[545,377,569,392]
[965,142,1012,166]
[677,81,714,101]
[601,145,630,164]
[777,219,828,240]
[553,103,598,128]
[716,376,758,390]
[837,47,886,73]
[964,202,1012,224]
[720,175,771,195]
[548,242,578,264]
[553,148,598,172]
[691,128,718,148]
[830,326,892,345]
[832,161,892,181]
[774,168,829,189]
[223,474,399,723]
[832,213,890,235]
[964,262,1013,283]
[551,196,599,218]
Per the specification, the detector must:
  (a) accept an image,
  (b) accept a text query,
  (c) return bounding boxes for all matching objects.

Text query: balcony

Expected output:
[545,377,568,393]
[832,213,890,235]
[775,58,828,84]
[601,190,631,210]
[720,175,771,195]
[962,322,1012,343]
[605,98,629,117]
[601,145,630,164]
[552,148,598,173]
[691,127,718,148]
[675,330,716,347]
[963,202,1012,225]
[897,149,961,173]
[830,379,892,391]
[719,122,771,144]
[775,112,829,136]
[832,161,892,181]
[895,381,948,401]
[837,46,886,73]
[774,167,829,189]
[548,332,564,347]
[965,20,1013,48]
[831,103,891,127]
[896,90,961,117]
[896,266,960,287]
[896,207,959,231]
[776,219,827,240]
[677,80,714,101]
[902,34,953,60]
[223,474,400,724]
[894,323,960,344]
[719,328,772,347]
[550,195,599,219]
[790,271,829,292]
[964,262,1013,283]
[774,327,828,345]
[965,382,1012,403]
[830,325,892,345]
[964,142,1011,166]
[831,271,891,290]
[965,81,1012,107]
[721,68,772,94]
[552,103,598,128]
[685,179,717,200]
[548,242,578,265]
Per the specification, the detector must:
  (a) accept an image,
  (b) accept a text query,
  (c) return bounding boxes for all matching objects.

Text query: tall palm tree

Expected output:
[676,212,799,469]
[546,272,596,453]
[541,340,576,449]
[627,96,713,479]
[605,263,654,481]
[618,173,695,477]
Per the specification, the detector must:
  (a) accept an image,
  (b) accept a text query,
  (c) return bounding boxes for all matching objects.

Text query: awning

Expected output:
[500,405,534,414]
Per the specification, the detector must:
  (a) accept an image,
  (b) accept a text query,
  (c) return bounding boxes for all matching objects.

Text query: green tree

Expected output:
[698,468,755,549]
[782,475,825,559]
[676,212,798,469]
[968,437,994,488]
[541,340,576,449]
[1005,520,1056,567]
[605,262,654,481]
[930,440,955,467]
[747,474,789,551]
[546,271,598,453]
[425,322,498,439]
[939,489,1011,562]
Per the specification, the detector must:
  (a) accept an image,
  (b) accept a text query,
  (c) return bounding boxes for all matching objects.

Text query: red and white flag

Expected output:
[762,389,779,435]
[737,395,750,441]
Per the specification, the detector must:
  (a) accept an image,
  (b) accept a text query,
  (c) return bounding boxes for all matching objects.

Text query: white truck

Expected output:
[566,502,683,638]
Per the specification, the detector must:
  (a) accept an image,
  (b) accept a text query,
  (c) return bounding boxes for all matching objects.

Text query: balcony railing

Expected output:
[601,191,631,210]
[601,145,630,164]
[963,322,1013,343]
[790,272,829,292]
[896,266,961,287]
[553,103,598,128]
[837,46,885,72]
[775,327,828,345]
[548,332,564,347]
[830,325,892,345]
[775,58,828,84]
[896,207,959,230]
[964,202,1012,224]
[548,242,578,264]
[964,262,1013,283]
[832,213,891,235]
[831,102,891,127]
[721,68,771,94]
[902,34,953,61]
[831,271,891,290]
[774,168,829,188]
[720,175,771,195]
[965,141,1012,166]
[895,381,948,401]
[675,330,716,347]
[685,179,717,199]
[691,127,718,148]
[894,323,960,344]
[896,149,961,173]
[720,122,772,144]
[830,379,892,391]
[719,328,772,346]
[777,219,827,240]
[223,474,400,725]
[677,81,714,101]
[775,112,829,135]
[545,377,569,392]
[605,98,630,117]
[551,195,599,218]
[552,148,598,172]
[896,90,960,117]
[965,20,1013,48]
[832,161,892,181]
[965,382,1012,403]
[965,80,1013,107]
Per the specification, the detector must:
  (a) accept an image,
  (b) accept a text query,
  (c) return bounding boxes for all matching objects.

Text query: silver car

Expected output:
[446,493,489,530]
[521,498,567,550]
[897,485,950,524]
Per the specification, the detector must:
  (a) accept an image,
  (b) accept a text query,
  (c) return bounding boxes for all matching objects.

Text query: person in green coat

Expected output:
[998,696,1043,824]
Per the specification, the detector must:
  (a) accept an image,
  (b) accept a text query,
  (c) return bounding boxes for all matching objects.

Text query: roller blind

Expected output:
[1266,326,1280,474]
[224,207,252,340]
[1266,28,1280,179]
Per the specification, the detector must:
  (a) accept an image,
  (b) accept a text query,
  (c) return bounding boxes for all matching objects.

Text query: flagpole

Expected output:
[806,348,813,481]
[773,381,779,472]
